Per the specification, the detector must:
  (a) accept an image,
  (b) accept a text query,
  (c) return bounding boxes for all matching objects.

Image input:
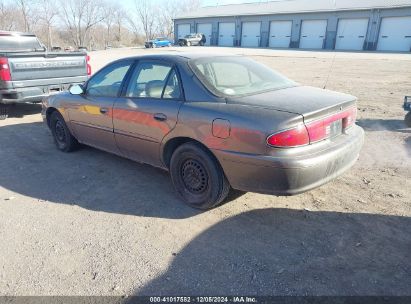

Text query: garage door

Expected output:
[377,16,411,51]
[299,20,327,49]
[218,22,235,46]
[269,20,292,48]
[335,18,368,50]
[241,22,261,47]
[177,24,191,40]
[197,23,212,46]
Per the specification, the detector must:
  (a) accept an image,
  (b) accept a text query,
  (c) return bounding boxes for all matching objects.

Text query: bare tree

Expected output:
[142,0,200,39]
[16,0,36,32]
[0,1,21,31]
[113,8,126,44]
[102,3,122,47]
[133,0,156,41]
[0,0,148,49]
[60,0,107,47]
[37,0,59,49]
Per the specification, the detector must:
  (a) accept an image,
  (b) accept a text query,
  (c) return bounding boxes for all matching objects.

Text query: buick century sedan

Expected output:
[42,54,364,209]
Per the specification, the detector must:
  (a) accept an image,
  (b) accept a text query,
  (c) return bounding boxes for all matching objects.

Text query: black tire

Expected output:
[405,112,411,128]
[0,104,9,120]
[170,142,230,210]
[50,111,79,152]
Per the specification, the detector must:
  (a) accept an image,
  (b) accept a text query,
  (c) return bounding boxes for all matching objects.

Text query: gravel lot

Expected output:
[0,47,410,296]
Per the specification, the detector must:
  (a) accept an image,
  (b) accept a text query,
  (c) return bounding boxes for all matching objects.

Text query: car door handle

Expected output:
[153,113,167,121]
[100,107,109,114]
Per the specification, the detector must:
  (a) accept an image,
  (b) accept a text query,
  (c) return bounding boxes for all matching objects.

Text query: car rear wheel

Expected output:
[405,112,411,128]
[50,111,79,152]
[170,142,230,210]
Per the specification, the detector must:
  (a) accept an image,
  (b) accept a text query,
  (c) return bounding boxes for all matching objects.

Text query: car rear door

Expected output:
[67,59,133,153]
[113,60,184,167]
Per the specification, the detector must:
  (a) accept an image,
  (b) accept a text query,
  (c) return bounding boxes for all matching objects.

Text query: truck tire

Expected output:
[170,142,230,210]
[0,104,8,120]
[50,111,79,152]
[405,112,411,128]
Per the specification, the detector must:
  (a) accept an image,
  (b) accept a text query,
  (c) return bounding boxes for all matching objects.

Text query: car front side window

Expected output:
[86,60,132,97]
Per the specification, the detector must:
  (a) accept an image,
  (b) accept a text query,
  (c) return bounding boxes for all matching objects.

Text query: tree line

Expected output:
[0,0,200,50]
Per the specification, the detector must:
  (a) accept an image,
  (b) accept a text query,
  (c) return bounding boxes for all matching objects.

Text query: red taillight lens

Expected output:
[342,107,357,129]
[305,106,358,143]
[267,124,309,147]
[86,55,91,76]
[267,106,357,148]
[0,57,11,81]
[305,119,327,143]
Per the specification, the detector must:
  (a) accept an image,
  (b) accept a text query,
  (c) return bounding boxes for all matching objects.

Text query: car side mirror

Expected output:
[69,84,84,95]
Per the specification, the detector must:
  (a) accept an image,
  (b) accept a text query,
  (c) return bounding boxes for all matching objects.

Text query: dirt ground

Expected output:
[0,47,410,296]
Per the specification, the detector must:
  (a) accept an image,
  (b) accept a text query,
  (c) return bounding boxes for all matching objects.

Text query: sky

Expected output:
[117,0,271,15]
[202,0,267,5]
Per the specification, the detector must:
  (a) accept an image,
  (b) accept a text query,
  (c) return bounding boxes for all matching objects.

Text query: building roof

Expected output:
[176,0,411,19]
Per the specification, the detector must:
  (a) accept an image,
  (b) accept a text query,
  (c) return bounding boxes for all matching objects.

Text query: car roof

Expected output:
[115,52,239,63]
[0,30,36,37]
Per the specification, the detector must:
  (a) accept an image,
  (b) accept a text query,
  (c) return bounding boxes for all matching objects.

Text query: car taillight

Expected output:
[267,106,357,148]
[86,55,91,76]
[305,106,357,143]
[342,107,357,129]
[0,57,11,81]
[267,124,309,147]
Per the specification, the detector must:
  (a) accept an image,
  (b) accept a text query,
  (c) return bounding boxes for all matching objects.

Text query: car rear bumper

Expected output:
[0,77,86,104]
[212,125,364,195]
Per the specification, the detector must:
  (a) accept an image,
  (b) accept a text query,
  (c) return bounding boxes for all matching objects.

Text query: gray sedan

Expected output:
[42,54,364,209]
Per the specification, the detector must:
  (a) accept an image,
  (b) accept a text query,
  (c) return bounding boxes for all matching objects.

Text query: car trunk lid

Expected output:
[226,85,357,121]
[227,85,357,145]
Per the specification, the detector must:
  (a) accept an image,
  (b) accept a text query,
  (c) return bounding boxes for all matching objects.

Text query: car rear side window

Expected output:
[0,35,43,51]
[189,56,296,97]
[125,62,182,100]
[86,60,132,97]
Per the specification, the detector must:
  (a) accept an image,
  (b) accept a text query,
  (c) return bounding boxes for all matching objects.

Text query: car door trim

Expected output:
[71,120,113,132]
[114,128,158,143]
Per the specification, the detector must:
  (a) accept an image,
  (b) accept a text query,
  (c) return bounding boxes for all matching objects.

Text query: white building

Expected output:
[174,0,411,52]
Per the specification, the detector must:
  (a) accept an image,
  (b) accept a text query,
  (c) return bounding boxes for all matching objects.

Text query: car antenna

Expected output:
[324,0,337,90]
[323,51,337,89]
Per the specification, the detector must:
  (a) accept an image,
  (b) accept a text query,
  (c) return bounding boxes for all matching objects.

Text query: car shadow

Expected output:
[0,122,245,219]
[406,137,411,157]
[357,118,410,133]
[133,208,411,296]
[5,103,42,118]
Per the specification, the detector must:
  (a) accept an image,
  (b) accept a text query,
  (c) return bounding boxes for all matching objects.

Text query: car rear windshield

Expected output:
[0,34,43,51]
[189,56,296,97]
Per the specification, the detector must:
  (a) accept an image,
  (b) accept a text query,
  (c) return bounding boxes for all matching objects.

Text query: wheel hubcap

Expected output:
[181,159,208,194]
[55,121,66,143]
